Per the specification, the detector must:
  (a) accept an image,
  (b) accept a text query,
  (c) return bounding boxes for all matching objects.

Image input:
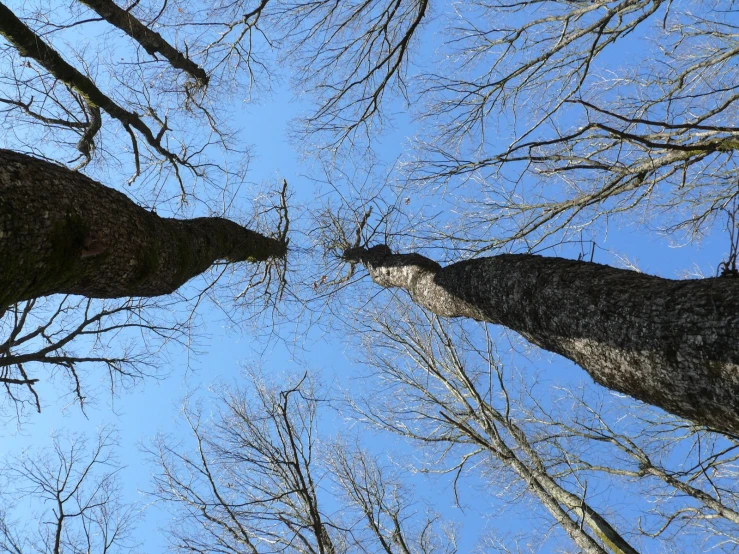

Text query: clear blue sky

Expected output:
[1,2,735,552]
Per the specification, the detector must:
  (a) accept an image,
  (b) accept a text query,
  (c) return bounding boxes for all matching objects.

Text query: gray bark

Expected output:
[344,245,739,435]
[0,149,285,307]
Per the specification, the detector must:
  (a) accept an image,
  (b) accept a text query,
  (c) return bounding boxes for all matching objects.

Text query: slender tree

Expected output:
[0,1,192,171]
[149,370,455,554]
[350,306,739,552]
[0,0,246,188]
[542,387,739,548]
[0,429,137,554]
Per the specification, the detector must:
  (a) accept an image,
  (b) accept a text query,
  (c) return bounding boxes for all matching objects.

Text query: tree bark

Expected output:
[0,150,285,307]
[344,245,739,435]
[76,0,208,86]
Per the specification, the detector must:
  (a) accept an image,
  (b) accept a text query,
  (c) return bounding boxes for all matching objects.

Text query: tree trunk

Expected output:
[0,149,285,307]
[344,245,739,434]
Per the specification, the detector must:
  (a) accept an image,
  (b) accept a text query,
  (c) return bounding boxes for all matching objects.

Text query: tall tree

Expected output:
[0,149,286,309]
[292,0,739,432]
[0,0,287,413]
[342,245,739,434]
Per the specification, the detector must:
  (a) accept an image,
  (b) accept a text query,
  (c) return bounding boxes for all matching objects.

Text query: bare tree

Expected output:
[148,369,455,554]
[326,440,458,554]
[348,304,739,553]
[0,152,288,412]
[538,387,739,550]
[278,0,430,148]
[220,0,739,433]
[135,0,430,149]
[0,428,138,554]
[3,3,739,551]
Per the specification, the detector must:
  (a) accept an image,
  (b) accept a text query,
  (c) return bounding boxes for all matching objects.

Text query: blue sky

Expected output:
[2,1,738,552]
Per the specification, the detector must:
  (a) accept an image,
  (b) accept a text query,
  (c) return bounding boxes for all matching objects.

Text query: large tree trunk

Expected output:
[0,149,285,307]
[344,245,739,434]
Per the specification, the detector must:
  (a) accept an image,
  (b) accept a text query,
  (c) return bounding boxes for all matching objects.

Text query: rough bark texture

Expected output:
[0,149,285,306]
[77,0,208,85]
[344,245,739,435]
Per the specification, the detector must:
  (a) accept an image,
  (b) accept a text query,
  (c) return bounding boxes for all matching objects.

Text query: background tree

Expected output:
[148,369,456,554]
[0,0,237,187]
[347,304,739,552]
[404,1,739,255]
[0,428,138,554]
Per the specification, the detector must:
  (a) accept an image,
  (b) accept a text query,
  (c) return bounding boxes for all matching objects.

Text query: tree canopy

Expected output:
[1,0,738,552]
